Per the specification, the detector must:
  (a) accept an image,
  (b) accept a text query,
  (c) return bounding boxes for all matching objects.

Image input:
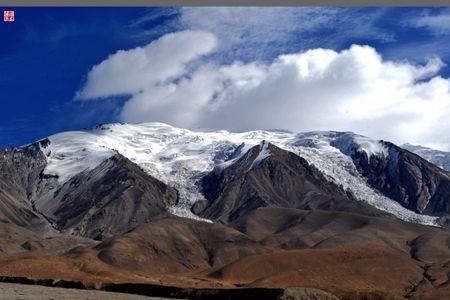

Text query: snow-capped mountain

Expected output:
[403,143,450,172]
[2,123,450,299]
[37,122,440,226]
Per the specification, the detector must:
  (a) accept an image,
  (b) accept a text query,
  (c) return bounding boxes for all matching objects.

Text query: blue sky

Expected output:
[1,7,450,148]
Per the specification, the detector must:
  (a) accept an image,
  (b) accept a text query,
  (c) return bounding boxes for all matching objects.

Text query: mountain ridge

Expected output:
[20,121,444,226]
[2,122,450,299]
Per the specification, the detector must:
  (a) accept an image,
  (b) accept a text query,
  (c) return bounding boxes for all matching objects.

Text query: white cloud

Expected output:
[176,7,393,62]
[408,10,450,35]
[78,31,450,150]
[76,30,217,99]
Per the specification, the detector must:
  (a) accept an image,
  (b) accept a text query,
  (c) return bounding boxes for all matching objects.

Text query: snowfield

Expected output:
[403,143,450,172]
[39,122,438,226]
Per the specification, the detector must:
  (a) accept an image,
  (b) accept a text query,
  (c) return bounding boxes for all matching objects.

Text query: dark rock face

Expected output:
[0,141,179,240]
[342,141,450,215]
[37,155,178,240]
[196,142,382,223]
[0,141,50,229]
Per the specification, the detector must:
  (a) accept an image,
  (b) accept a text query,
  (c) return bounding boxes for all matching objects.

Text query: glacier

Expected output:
[38,122,439,226]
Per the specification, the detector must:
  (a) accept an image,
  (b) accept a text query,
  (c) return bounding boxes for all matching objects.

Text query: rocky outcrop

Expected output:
[0,141,50,229]
[35,154,178,240]
[342,141,450,215]
[0,142,179,240]
[195,142,382,223]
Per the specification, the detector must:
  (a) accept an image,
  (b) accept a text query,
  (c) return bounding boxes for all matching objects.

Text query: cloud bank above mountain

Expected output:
[77,30,450,150]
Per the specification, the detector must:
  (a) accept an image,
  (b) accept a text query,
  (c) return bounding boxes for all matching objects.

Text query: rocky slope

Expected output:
[342,140,450,216]
[35,154,178,240]
[195,142,382,222]
[0,142,50,230]
[0,143,179,240]
[2,122,450,299]
[96,216,271,274]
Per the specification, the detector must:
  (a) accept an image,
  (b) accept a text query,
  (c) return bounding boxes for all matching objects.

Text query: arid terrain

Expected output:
[1,123,450,299]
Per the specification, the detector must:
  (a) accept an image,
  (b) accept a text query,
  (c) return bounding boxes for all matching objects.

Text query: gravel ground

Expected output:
[0,283,181,300]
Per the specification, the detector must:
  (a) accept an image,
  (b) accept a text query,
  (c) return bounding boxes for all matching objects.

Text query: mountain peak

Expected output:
[9,123,442,226]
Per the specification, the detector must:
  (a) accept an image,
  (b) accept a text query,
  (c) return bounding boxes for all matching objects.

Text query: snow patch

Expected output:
[218,143,253,169]
[249,141,271,169]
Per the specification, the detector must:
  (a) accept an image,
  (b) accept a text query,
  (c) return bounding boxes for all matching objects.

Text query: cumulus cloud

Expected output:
[77,31,450,150]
